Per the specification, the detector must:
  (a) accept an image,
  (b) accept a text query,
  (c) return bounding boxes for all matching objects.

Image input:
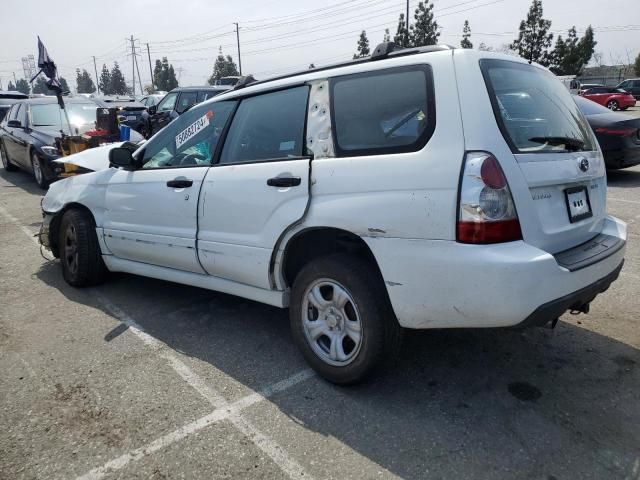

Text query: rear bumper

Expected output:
[516,260,623,327]
[603,147,640,169]
[365,215,627,329]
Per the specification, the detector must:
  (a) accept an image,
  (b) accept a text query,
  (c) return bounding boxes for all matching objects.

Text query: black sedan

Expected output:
[575,95,640,169]
[0,97,99,188]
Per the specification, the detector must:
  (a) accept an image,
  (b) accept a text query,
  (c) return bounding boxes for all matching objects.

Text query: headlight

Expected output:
[41,146,60,156]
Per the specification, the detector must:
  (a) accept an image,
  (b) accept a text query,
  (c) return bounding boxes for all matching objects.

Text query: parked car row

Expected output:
[35,47,626,384]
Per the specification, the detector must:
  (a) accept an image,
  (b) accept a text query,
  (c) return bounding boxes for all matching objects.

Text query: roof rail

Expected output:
[233,75,257,90]
[247,44,455,89]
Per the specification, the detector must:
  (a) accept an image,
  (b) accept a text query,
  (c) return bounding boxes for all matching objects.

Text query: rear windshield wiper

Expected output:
[529,136,585,151]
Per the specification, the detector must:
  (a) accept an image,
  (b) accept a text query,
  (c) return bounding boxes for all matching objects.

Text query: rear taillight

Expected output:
[595,127,637,137]
[457,152,522,244]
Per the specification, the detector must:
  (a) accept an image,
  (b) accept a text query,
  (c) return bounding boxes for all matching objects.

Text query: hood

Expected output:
[30,127,60,145]
[53,142,123,171]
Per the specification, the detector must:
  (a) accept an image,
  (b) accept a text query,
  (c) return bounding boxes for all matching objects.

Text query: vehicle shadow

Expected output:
[607,167,640,188]
[35,261,640,480]
[0,167,44,195]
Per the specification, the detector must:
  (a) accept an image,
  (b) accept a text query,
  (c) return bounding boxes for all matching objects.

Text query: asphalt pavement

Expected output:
[1,154,639,479]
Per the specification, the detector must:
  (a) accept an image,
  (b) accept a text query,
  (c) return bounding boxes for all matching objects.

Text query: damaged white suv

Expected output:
[40,44,627,384]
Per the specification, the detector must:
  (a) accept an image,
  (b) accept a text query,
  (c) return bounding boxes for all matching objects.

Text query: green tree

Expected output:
[154,57,179,91]
[14,79,29,95]
[7,81,16,91]
[32,76,50,94]
[394,13,411,48]
[109,62,128,95]
[461,20,473,49]
[412,1,439,47]
[308,63,315,69]
[635,53,640,76]
[353,30,370,58]
[59,77,70,94]
[207,48,240,84]
[510,0,553,66]
[76,68,96,94]
[99,64,112,94]
[550,26,596,75]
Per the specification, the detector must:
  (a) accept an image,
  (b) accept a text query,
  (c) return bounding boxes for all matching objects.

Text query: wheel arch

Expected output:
[49,202,99,258]
[278,226,387,291]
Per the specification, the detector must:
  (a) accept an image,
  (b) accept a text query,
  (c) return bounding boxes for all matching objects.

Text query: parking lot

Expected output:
[1,155,640,478]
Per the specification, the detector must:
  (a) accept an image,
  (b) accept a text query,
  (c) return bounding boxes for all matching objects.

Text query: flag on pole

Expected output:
[32,36,65,107]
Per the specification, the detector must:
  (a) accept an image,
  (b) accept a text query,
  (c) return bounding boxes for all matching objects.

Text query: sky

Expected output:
[1,0,639,92]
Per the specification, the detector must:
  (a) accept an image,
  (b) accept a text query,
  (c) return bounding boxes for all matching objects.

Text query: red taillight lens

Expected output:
[457,219,522,244]
[457,152,522,244]
[595,127,637,137]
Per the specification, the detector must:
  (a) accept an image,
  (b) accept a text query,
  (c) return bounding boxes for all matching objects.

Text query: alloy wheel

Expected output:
[64,223,79,276]
[32,156,43,184]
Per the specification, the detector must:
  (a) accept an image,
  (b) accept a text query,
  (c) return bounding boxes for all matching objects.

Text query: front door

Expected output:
[103,99,238,273]
[197,86,311,289]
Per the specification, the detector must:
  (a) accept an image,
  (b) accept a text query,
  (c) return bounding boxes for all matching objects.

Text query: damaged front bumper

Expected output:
[39,210,55,250]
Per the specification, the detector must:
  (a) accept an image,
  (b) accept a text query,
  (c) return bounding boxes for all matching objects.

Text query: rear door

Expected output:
[197,86,311,289]
[457,55,606,254]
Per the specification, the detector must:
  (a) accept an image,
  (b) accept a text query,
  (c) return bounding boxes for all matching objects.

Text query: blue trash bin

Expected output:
[119,125,131,141]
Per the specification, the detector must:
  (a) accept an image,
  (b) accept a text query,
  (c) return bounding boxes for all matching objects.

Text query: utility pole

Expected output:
[234,22,242,75]
[13,72,17,84]
[406,0,409,35]
[92,56,100,94]
[130,35,136,96]
[146,43,155,91]
[134,53,143,93]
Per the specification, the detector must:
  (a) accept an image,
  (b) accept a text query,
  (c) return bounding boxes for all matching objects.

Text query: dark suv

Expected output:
[617,79,640,100]
[0,90,29,121]
[139,86,227,138]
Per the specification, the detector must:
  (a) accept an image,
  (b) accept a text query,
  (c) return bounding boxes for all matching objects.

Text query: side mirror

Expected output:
[109,147,137,170]
[148,105,157,115]
[7,120,22,128]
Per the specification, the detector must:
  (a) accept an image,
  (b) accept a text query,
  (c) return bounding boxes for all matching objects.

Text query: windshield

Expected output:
[31,103,97,128]
[481,59,595,153]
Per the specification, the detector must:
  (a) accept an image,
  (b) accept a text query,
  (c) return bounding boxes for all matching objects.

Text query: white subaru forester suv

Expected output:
[40,44,627,384]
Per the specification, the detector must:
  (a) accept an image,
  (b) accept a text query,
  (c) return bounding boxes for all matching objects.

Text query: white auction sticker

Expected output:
[175,111,213,149]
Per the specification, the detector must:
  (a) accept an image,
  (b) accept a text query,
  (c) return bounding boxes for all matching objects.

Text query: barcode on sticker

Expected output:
[175,111,212,149]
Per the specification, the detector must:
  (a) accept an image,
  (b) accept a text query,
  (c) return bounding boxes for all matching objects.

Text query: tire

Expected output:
[31,152,48,189]
[0,142,17,171]
[289,254,402,385]
[606,100,619,111]
[58,208,107,287]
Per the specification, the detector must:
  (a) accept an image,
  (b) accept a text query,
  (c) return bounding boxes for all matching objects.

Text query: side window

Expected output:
[157,92,178,112]
[176,91,198,114]
[198,91,213,103]
[219,86,309,164]
[331,66,435,156]
[633,81,640,88]
[11,104,24,124]
[141,100,237,169]
[619,81,630,88]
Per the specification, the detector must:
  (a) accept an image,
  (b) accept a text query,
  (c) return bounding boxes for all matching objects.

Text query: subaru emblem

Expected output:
[578,157,589,172]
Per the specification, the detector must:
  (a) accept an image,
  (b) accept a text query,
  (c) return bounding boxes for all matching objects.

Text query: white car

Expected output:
[38,45,627,384]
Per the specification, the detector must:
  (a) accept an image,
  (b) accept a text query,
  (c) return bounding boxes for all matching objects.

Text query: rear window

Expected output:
[481,59,595,153]
[331,65,435,156]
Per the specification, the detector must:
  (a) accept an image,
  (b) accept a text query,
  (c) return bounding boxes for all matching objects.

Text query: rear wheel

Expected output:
[59,209,107,287]
[31,153,48,189]
[0,142,17,171]
[606,100,619,110]
[289,254,402,385]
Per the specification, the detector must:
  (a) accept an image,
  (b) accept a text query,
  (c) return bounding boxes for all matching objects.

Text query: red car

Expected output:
[580,86,636,111]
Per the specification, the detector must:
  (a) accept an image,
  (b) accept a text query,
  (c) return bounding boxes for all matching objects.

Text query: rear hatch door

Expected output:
[479,58,606,254]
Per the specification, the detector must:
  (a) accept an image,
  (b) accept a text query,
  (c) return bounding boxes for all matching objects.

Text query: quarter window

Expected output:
[141,100,237,169]
[219,86,309,164]
[331,66,435,156]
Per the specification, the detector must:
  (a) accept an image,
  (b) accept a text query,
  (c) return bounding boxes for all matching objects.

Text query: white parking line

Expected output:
[76,370,314,480]
[0,206,315,480]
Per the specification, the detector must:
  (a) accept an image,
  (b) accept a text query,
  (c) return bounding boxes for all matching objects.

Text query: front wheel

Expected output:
[289,254,402,385]
[607,100,619,110]
[31,153,48,189]
[59,209,107,287]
